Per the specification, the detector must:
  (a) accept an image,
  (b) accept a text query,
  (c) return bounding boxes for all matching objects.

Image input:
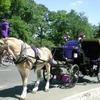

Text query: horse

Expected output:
[0,37,54,100]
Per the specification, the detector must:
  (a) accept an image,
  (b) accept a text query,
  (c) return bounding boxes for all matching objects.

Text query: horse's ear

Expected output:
[2,38,7,42]
[99,39,100,45]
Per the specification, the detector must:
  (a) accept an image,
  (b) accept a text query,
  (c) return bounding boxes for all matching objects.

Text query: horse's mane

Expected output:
[3,37,21,43]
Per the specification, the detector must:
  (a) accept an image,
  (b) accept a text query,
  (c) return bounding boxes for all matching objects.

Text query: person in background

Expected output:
[64,35,70,42]
[78,32,86,42]
[0,19,9,38]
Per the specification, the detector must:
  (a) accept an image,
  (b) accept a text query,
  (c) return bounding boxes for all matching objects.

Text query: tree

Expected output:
[94,23,100,38]
[8,16,33,43]
[0,0,11,18]
[0,0,96,47]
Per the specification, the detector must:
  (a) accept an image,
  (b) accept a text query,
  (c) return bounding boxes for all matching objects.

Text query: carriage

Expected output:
[43,39,100,87]
[43,40,80,87]
[79,39,100,82]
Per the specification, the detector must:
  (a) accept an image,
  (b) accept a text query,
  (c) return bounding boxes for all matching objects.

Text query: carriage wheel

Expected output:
[97,64,100,82]
[43,68,54,82]
[69,64,79,87]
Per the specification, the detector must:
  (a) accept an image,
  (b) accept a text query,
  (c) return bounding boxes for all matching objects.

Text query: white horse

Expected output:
[0,37,53,100]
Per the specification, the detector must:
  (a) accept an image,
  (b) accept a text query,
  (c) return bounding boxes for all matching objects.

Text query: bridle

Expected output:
[0,44,13,67]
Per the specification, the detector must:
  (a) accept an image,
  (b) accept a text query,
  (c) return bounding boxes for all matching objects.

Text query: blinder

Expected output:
[2,44,8,50]
[0,43,13,66]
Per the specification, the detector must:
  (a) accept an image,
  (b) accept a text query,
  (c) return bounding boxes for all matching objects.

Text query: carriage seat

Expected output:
[52,46,80,61]
[65,40,79,46]
[63,40,80,59]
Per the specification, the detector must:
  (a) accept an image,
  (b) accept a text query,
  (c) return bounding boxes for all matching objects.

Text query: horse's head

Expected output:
[0,39,4,46]
[0,39,13,65]
[0,39,5,54]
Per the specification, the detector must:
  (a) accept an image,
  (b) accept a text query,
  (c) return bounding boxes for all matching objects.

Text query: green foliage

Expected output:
[48,10,96,45]
[8,16,33,43]
[0,0,99,48]
[0,0,11,17]
[32,38,55,49]
[0,0,11,11]
[94,23,100,38]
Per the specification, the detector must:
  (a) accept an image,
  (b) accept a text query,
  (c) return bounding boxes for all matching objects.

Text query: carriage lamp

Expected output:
[73,53,78,58]
[93,65,98,70]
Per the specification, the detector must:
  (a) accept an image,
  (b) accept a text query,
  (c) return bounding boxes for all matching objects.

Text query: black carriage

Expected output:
[79,39,100,82]
[43,40,80,87]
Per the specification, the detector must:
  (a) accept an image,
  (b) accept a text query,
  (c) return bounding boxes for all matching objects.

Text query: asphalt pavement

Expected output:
[0,64,100,100]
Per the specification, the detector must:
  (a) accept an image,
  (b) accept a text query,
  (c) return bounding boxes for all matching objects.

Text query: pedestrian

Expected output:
[64,35,70,42]
[0,19,9,38]
[78,32,85,42]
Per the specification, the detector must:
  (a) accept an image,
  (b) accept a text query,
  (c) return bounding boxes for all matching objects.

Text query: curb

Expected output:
[61,87,100,100]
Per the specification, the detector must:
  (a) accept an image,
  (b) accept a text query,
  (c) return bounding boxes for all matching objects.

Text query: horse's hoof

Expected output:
[19,98,26,100]
[19,97,26,100]
[32,87,38,94]
[32,90,37,94]
[16,95,26,100]
[45,89,49,92]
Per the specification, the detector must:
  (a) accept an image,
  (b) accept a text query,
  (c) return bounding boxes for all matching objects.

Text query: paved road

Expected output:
[0,64,100,100]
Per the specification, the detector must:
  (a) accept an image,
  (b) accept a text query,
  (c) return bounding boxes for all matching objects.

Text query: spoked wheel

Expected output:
[69,64,79,87]
[97,64,100,82]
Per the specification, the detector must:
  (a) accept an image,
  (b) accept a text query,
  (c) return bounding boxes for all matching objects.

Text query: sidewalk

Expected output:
[61,86,100,100]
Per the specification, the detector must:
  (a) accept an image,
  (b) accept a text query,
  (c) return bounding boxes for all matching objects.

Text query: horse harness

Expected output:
[12,41,47,69]
[0,40,49,69]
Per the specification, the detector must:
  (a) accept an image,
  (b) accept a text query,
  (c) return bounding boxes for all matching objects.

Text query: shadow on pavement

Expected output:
[0,77,98,99]
[0,80,48,99]
[77,76,98,85]
[0,85,22,99]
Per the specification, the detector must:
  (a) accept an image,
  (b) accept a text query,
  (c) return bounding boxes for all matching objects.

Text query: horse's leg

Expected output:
[45,63,51,91]
[32,69,41,93]
[0,55,2,63]
[18,66,30,100]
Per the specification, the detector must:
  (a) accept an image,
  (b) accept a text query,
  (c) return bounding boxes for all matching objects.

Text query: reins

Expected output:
[14,42,48,65]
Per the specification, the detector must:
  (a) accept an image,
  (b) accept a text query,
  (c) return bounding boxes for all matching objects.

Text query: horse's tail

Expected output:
[40,47,57,65]
[50,58,57,65]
